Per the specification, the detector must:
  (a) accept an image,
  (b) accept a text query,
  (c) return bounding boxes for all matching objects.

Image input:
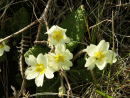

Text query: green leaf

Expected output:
[24,45,50,58]
[95,90,113,98]
[15,73,35,88]
[39,24,48,41]
[11,6,30,43]
[60,5,87,52]
[66,41,78,52]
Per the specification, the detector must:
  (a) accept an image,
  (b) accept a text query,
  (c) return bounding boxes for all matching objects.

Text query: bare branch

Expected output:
[18,33,26,97]
[60,70,72,98]
[89,19,112,30]
[0,20,38,43]
[35,0,53,42]
[72,49,87,62]
[11,86,18,97]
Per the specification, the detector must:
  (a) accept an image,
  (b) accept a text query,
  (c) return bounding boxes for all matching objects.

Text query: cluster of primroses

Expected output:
[25,25,73,87]
[0,25,117,92]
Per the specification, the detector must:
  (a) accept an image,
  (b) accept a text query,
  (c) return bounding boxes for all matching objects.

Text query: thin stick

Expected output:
[6,59,8,98]
[112,11,115,50]
[90,70,97,88]
[108,11,115,86]
[35,0,52,42]
[72,49,87,62]
[29,92,79,98]
[0,0,13,19]
[39,0,52,30]
[18,33,26,97]
[60,70,72,98]
[89,19,112,30]
[116,2,130,6]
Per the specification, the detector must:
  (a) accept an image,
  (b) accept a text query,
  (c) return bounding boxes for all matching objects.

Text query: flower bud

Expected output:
[58,86,66,97]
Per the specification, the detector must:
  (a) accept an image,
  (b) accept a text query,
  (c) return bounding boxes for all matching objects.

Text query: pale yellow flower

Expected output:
[47,44,73,71]
[0,39,10,56]
[85,40,117,70]
[45,25,70,46]
[25,53,54,87]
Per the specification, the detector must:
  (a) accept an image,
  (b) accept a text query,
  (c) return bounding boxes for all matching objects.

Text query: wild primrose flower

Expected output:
[0,39,10,56]
[47,44,73,71]
[85,40,117,70]
[25,53,54,87]
[45,25,70,46]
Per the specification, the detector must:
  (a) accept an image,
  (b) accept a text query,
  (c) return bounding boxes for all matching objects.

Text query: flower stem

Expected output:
[90,69,97,89]
[60,72,64,86]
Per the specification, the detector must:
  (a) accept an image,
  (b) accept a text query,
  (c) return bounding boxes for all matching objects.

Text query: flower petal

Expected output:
[55,44,65,54]
[63,60,73,67]
[64,35,70,43]
[37,53,47,68]
[85,57,96,70]
[25,67,38,80]
[96,58,106,70]
[87,44,98,57]
[45,68,54,79]
[0,48,4,56]
[45,25,56,35]
[63,49,73,60]
[46,53,55,63]
[105,50,117,63]
[4,45,10,52]
[49,61,61,71]
[35,73,44,87]
[97,40,109,54]
[56,25,67,34]
[48,36,58,46]
[25,55,37,67]
[62,60,73,70]
[46,25,68,46]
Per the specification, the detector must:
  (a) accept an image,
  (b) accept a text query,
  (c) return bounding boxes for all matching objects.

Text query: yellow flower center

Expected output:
[95,51,105,61]
[53,30,64,42]
[0,43,5,48]
[35,64,46,74]
[54,54,65,63]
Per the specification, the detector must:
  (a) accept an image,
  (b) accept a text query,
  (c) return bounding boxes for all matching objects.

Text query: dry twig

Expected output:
[35,0,53,42]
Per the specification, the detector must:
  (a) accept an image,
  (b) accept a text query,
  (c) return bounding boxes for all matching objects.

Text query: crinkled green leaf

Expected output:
[24,45,50,58]
[60,5,87,52]
[12,6,30,43]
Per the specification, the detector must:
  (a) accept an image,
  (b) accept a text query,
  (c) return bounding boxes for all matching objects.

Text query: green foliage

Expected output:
[67,57,89,91]
[60,5,87,52]
[0,52,6,62]
[11,6,30,44]
[67,57,102,92]
[16,73,35,88]
[95,90,113,98]
[39,24,48,41]
[24,45,50,58]
[66,41,78,52]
